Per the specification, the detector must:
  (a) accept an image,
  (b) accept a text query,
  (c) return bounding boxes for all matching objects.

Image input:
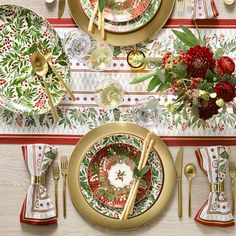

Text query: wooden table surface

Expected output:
[0,1,236,236]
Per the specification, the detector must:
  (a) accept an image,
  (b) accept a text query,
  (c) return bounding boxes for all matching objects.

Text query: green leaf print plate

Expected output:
[0,5,70,115]
[80,134,164,218]
[81,0,162,33]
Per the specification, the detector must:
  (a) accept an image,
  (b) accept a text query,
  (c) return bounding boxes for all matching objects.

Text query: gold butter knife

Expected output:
[58,0,66,18]
[175,147,183,218]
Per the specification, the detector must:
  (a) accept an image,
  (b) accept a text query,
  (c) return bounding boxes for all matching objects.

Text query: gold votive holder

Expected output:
[127,50,146,71]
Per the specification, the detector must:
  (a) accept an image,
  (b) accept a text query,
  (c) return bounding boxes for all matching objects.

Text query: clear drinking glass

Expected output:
[63,29,92,61]
[136,97,162,126]
[85,42,113,71]
[96,79,124,109]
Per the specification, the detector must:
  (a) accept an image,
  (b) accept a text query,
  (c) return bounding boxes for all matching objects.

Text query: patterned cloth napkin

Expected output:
[20,144,57,225]
[192,0,219,19]
[195,146,234,227]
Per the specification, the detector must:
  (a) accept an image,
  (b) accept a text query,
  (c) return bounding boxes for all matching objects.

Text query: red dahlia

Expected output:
[184,45,215,78]
[214,81,236,102]
[198,98,220,120]
[216,56,235,76]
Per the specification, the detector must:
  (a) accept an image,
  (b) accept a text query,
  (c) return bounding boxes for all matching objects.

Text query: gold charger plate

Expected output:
[68,122,176,230]
[68,0,175,46]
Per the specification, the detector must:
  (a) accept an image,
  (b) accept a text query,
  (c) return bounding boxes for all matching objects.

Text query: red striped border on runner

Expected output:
[47,18,236,28]
[0,134,236,146]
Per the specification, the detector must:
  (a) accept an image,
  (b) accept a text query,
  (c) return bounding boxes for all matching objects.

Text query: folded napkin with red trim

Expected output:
[192,0,219,19]
[20,144,57,225]
[195,146,234,227]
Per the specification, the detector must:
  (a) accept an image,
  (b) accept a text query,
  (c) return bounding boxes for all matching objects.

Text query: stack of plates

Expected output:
[0,5,70,115]
[68,123,176,229]
[81,0,162,33]
[68,0,175,46]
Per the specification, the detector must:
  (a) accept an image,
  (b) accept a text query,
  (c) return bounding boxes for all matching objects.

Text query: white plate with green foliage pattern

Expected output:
[81,0,162,33]
[68,123,176,229]
[0,5,70,115]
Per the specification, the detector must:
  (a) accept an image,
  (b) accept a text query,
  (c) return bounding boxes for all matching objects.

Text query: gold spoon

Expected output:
[38,46,76,101]
[184,163,197,218]
[31,51,59,124]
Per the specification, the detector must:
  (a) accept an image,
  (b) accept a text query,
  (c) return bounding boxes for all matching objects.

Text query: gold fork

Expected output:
[229,160,236,216]
[53,161,60,217]
[177,0,185,12]
[61,156,68,218]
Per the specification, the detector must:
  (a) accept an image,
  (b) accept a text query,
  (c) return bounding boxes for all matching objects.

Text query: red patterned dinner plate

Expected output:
[87,143,151,208]
[89,0,151,23]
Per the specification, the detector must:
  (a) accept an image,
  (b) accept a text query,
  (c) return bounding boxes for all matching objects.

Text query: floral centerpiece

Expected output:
[131,26,236,121]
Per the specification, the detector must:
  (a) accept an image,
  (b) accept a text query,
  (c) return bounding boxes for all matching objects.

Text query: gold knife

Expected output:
[175,147,183,218]
[58,0,66,18]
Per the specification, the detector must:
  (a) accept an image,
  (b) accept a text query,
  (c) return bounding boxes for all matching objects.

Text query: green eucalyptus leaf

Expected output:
[180,25,200,44]
[147,75,161,91]
[172,30,197,47]
[130,70,157,84]
[156,68,165,83]
[191,104,199,118]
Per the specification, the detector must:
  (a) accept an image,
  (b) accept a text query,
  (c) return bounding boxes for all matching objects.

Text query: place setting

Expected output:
[0,0,236,234]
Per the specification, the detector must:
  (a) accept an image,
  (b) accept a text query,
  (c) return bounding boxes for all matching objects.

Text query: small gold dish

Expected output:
[127,50,146,71]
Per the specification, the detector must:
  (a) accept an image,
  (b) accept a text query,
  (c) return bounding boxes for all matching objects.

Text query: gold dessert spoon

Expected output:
[31,51,59,124]
[184,163,197,218]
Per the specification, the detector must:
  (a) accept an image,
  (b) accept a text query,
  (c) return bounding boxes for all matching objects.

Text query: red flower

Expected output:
[184,45,215,78]
[214,81,236,102]
[198,98,220,120]
[215,56,235,76]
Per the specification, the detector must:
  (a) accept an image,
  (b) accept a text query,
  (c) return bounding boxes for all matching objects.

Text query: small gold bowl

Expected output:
[127,50,146,71]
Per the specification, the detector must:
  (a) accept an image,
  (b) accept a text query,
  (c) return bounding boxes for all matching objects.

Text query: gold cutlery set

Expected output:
[176,0,185,12]
[175,147,197,218]
[53,156,68,218]
[31,43,75,124]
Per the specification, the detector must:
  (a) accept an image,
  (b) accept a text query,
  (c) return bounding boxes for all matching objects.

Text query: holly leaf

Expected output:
[133,166,140,178]
[113,108,121,121]
[139,166,149,177]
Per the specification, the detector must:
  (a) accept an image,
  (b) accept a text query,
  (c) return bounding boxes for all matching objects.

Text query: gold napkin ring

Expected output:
[31,175,46,186]
[209,183,224,192]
